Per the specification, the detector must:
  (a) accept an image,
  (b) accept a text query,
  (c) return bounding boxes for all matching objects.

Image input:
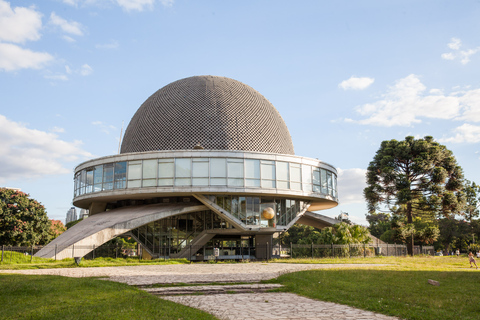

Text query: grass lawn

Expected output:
[267,256,480,320]
[0,274,217,320]
[0,251,191,270]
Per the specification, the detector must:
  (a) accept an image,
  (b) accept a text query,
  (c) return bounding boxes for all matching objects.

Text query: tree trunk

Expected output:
[407,202,414,256]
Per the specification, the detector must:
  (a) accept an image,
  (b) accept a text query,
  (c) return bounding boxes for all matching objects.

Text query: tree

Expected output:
[66,218,83,229]
[463,180,480,222]
[364,136,465,255]
[49,220,66,240]
[366,212,392,238]
[318,222,371,245]
[0,188,51,246]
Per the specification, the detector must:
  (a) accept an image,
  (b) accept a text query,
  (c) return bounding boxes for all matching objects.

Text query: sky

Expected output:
[1,0,480,225]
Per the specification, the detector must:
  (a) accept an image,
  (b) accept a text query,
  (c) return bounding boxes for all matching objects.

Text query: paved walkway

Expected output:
[0,263,388,285]
[163,292,397,320]
[1,263,398,319]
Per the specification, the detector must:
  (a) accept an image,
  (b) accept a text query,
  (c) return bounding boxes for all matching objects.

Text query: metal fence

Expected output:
[0,242,435,263]
[275,243,435,259]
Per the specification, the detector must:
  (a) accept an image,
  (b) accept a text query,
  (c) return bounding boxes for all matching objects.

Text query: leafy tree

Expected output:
[0,188,51,246]
[463,180,480,222]
[66,218,83,229]
[49,220,66,240]
[364,136,465,255]
[278,224,322,245]
[366,212,392,238]
[318,222,371,245]
[436,218,472,252]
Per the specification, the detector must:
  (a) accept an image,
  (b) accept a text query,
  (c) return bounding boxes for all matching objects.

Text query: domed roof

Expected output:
[120,75,294,155]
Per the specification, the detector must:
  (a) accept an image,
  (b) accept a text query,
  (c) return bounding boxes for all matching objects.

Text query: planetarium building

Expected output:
[37,76,338,260]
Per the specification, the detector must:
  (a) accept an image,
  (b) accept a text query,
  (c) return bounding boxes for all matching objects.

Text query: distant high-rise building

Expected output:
[65,207,77,225]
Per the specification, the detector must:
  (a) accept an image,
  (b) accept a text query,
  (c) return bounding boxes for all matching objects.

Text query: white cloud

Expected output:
[80,63,93,76]
[62,0,80,6]
[441,52,455,60]
[50,126,65,133]
[0,42,53,71]
[339,76,374,90]
[336,168,367,205]
[62,35,76,43]
[95,39,119,49]
[92,121,117,134]
[49,12,84,36]
[116,0,155,11]
[44,74,69,81]
[0,0,43,44]
[440,123,480,144]
[0,115,92,183]
[448,37,461,50]
[442,37,479,65]
[351,74,468,127]
[159,0,174,6]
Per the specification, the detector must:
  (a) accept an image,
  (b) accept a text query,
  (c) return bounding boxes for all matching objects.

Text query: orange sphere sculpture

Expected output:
[262,207,275,220]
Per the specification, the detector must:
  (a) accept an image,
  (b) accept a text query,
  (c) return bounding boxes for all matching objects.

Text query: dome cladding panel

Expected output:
[120,76,295,154]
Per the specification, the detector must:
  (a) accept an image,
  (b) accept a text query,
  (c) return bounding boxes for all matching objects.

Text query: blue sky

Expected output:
[1,0,480,225]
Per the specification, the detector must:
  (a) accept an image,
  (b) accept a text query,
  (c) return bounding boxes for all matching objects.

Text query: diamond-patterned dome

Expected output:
[120,75,294,155]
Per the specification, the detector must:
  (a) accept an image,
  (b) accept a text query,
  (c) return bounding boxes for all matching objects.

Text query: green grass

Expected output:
[0,274,217,320]
[0,251,191,269]
[266,256,480,320]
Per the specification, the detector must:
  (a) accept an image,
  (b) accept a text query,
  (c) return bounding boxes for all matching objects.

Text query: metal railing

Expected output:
[0,242,435,264]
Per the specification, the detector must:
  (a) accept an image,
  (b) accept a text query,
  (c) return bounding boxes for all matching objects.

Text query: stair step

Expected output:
[142,283,283,296]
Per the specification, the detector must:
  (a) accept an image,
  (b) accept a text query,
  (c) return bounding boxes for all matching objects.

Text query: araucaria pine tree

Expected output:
[364,136,465,255]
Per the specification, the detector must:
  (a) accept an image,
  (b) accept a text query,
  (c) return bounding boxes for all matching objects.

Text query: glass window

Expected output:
[321,169,327,194]
[228,178,244,187]
[302,164,312,192]
[238,196,246,223]
[245,179,261,187]
[158,178,173,186]
[143,159,157,179]
[246,159,260,187]
[262,180,275,188]
[114,162,127,189]
[192,159,209,177]
[332,173,337,197]
[313,168,320,185]
[227,159,243,178]
[158,159,174,178]
[246,197,260,226]
[327,171,333,196]
[175,178,191,186]
[192,178,209,186]
[79,170,86,195]
[290,163,301,191]
[211,178,227,186]
[86,169,94,193]
[290,163,301,182]
[261,160,275,188]
[261,160,275,180]
[93,165,103,192]
[276,161,289,181]
[245,159,260,179]
[175,158,191,178]
[128,161,142,180]
[211,158,226,177]
[103,163,114,190]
